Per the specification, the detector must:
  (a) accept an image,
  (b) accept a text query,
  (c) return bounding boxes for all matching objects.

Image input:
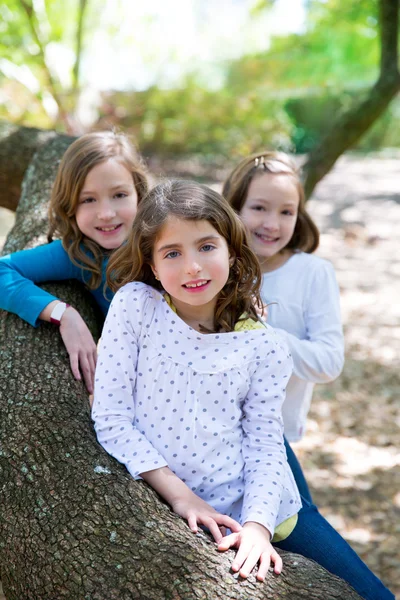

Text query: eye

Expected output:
[114,192,128,199]
[251,204,265,212]
[200,244,215,252]
[282,209,295,216]
[165,250,180,259]
[79,196,95,204]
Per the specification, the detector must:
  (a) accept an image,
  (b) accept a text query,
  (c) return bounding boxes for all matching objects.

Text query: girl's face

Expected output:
[75,158,138,250]
[152,217,232,326]
[239,172,299,270]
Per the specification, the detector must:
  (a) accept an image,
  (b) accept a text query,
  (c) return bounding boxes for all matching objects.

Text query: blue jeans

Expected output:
[284,437,313,503]
[281,440,394,600]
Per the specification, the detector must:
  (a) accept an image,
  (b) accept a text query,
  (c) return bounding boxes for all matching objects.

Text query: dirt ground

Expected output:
[291,154,400,598]
[0,153,399,598]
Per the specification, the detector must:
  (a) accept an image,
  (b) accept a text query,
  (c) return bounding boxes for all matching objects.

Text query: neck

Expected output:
[258,249,293,273]
[171,298,217,333]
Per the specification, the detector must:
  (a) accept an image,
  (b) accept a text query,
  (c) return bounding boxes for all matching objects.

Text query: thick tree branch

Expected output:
[0,121,74,212]
[0,133,362,599]
[303,0,400,199]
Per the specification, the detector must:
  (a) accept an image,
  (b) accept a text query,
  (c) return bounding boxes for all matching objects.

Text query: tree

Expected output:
[302,0,400,197]
[0,0,93,132]
[0,127,363,599]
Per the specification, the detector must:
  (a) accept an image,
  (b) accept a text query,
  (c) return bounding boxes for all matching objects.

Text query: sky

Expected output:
[83,0,307,91]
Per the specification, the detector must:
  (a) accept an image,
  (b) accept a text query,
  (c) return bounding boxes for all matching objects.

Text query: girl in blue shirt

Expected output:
[0,130,148,392]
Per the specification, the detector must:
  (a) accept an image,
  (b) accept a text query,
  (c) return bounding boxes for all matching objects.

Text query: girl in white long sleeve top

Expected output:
[223,152,344,444]
[261,251,343,442]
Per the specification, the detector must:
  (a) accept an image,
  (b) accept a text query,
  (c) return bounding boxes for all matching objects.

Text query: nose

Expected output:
[185,257,202,275]
[97,200,116,221]
[262,214,279,231]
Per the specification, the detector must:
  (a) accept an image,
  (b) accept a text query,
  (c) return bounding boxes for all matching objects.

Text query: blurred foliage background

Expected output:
[0,0,399,161]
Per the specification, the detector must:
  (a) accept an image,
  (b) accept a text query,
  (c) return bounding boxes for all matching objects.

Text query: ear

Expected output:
[229,251,236,267]
[150,264,159,279]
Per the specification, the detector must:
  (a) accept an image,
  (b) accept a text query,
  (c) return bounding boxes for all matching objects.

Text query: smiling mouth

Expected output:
[254,232,279,242]
[96,224,122,232]
[183,280,209,289]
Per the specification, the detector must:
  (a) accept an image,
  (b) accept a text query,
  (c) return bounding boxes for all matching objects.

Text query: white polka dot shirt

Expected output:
[92,282,301,536]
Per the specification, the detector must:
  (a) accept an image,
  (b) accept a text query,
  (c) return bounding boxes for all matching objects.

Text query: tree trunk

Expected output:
[0,121,75,213]
[303,0,400,199]
[0,132,362,600]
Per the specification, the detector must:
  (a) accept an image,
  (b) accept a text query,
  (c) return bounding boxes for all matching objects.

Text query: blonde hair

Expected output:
[107,179,262,333]
[48,131,149,289]
[222,151,319,253]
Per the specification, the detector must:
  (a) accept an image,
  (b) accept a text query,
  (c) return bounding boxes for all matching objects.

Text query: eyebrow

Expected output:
[248,197,297,207]
[80,183,132,195]
[157,235,220,253]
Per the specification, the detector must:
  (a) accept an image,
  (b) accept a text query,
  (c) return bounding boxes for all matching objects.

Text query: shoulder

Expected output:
[290,252,338,285]
[235,323,291,367]
[111,282,163,320]
[292,251,334,272]
[261,322,291,355]
[114,281,160,303]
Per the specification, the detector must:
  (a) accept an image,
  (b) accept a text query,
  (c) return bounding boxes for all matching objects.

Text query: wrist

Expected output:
[243,521,271,540]
[50,301,71,325]
[141,467,191,505]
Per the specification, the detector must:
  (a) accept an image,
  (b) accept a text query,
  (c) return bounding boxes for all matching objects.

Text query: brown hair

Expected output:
[107,179,262,333]
[48,130,149,289]
[222,151,319,253]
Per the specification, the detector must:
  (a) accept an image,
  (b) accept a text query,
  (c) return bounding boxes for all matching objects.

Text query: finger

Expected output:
[92,346,98,367]
[205,519,223,544]
[217,532,239,552]
[88,394,94,408]
[219,526,227,538]
[214,514,242,533]
[187,513,198,534]
[256,551,272,581]
[87,352,97,393]
[270,548,283,575]
[239,545,261,579]
[80,356,94,394]
[69,353,81,381]
[231,539,252,573]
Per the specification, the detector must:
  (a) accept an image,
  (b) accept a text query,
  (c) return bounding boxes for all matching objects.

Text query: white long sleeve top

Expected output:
[92,282,301,537]
[261,252,344,442]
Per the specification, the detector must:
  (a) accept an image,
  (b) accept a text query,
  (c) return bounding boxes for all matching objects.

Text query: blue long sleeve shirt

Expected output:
[0,240,111,326]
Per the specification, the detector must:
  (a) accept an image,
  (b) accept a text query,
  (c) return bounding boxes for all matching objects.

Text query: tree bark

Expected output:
[303,0,400,199]
[0,121,75,213]
[0,132,363,599]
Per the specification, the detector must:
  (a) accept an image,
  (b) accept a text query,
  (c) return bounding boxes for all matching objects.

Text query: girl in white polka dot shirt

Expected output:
[92,180,394,599]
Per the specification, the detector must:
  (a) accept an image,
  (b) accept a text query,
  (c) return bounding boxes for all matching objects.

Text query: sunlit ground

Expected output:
[294,153,400,596]
[0,152,399,598]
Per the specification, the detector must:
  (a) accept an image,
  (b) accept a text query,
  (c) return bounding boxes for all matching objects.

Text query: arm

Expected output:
[241,341,299,536]
[92,284,241,541]
[142,467,241,543]
[0,241,97,391]
[274,262,344,383]
[217,338,300,578]
[92,285,168,476]
[0,241,77,326]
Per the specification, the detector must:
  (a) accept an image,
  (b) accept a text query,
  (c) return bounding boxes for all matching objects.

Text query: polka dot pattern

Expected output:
[92,282,301,536]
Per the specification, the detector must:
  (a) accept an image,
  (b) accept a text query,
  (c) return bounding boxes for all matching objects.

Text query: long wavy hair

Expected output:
[107,179,262,333]
[222,151,319,253]
[48,130,149,289]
